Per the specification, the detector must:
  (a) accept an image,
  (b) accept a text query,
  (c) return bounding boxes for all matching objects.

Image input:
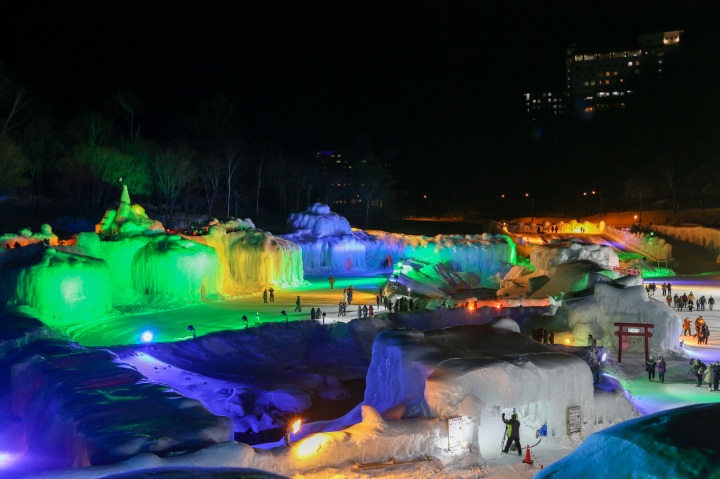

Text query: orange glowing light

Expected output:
[565,338,571,345]
[292,419,302,434]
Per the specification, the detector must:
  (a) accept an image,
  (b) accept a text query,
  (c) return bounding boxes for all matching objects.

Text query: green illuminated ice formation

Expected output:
[132,235,220,300]
[0,244,112,324]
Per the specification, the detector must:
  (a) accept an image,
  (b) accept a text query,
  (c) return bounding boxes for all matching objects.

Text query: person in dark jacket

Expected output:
[645,356,657,382]
[657,357,666,383]
[502,413,522,456]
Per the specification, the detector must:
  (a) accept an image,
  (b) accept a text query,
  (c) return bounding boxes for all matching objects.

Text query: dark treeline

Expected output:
[0,66,399,231]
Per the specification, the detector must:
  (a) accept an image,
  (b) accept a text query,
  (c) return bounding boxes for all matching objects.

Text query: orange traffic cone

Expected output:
[522,445,533,464]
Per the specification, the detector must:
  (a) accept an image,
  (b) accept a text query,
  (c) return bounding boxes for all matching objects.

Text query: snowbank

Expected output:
[0,244,113,324]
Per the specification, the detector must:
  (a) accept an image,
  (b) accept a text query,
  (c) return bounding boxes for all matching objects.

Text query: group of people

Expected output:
[262,287,275,303]
[668,291,714,312]
[690,359,720,391]
[532,329,555,344]
[682,316,710,344]
[644,355,668,383]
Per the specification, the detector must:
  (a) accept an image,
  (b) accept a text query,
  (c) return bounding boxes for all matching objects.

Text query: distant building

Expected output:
[524,91,569,123]
[315,150,391,211]
[566,30,682,116]
[526,30,683,122]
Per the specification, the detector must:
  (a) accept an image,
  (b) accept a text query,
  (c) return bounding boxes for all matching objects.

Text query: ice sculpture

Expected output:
[287,203,352,237]
[132,235,221,300]
[531,238,619,273]
[188,225,305,291]
[284,204,516,280]
[96,185,164,237]
[0,224,59,248]
[0,243,112,324]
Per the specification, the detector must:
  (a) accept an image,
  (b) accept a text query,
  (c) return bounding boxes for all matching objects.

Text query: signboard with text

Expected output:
[567,406,581,434]
[448,417,463,452]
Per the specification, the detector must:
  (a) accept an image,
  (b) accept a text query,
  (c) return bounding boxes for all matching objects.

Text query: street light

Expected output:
[423,195,432,217]
[525,193,535,223]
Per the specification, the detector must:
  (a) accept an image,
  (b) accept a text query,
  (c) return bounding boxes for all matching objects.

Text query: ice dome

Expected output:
[287,203,352,238]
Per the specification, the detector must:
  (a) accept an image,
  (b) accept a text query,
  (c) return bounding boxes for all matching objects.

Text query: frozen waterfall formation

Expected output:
[284,203,517,288]
[0,187,305,323]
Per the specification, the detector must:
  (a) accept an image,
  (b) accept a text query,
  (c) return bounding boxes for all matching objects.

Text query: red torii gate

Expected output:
[614,323,654,363]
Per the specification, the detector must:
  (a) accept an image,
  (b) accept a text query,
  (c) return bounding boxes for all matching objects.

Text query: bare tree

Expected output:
[256,146,265,216]
[224,145,241,218]
[0,64,31,135]
[0,134,29,193]
[153,146,197,227]
[354,155,394,228]
[269,153,295,218]
[111,90,142,143]
[198,156,222,217]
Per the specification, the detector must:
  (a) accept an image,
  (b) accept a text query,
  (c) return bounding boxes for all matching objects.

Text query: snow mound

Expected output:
[536,403,720,479]
[0,243,113,323]
[554,280,682,352]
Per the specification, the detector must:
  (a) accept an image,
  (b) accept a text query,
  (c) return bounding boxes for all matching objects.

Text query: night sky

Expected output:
[1,1,718,209]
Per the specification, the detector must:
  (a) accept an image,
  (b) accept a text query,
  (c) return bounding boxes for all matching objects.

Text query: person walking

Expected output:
[713,361,720,391]
[645,356,656,382]
[328,275,335,289]
[269,287,275,302]
[263,289,268,303]
[709,296,715,311]
[667,282,672,295]
[683,317,692,336]
[657,356,666,383]
[294,296,301,312]
[501,413,522,456]
[310,307,316,320]
[666,294,672,307]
